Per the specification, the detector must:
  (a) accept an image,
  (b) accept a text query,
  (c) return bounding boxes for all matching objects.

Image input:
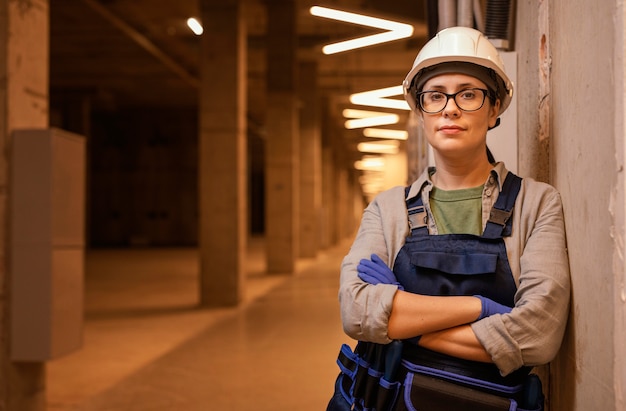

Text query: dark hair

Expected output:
[486,146,496,164]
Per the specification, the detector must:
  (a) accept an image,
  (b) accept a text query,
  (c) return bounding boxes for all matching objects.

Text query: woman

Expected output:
[328,27,570,411]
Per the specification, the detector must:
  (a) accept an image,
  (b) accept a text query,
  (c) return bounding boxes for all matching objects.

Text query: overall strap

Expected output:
[405,186,428,235]
[482,172,523,239]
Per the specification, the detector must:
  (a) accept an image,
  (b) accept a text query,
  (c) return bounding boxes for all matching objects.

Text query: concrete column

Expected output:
[198,0,247,306]
[320,102,336,249]
[265,0,299,273]
[320,145,334,249]
[298,61,321,258]
[332,122,352,244]
[0,1,49,410]
[351,173,365,235]
[335,163,349,241]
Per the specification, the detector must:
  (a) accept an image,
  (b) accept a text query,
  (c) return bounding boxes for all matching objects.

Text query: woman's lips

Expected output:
[438,125,465,133]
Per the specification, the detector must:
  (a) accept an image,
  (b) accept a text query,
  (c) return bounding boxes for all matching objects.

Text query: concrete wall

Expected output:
[0,1,50,409]
[615,6,626,408]
[516,1,625,409]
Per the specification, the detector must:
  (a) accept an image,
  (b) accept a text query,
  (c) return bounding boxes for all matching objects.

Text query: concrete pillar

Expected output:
[332,122,352,244]
[265,0,299,273]
[320,103,336,249]
[0,1,49,409]
[335,163,349,241]
[198,0,247,306]
[351,173,365,235]
[320,145,334,249]
[298,61,321,258]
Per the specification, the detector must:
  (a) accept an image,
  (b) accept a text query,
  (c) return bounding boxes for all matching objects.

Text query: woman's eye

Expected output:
[429,93,445,101]
[459,90,477,99]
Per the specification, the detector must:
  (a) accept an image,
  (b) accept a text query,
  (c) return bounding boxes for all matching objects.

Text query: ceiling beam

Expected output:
[80,0,200,89]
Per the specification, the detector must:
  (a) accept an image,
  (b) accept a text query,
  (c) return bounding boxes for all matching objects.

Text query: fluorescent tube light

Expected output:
[310,6,414,54]
[363,128,408,140]
[357,140,400,154]
[345,115,399,129]
[187,18,203,35]
[342,108,394,118]
[350,86,410,110]
[343,108,399,129]
[360,177,384,194]
[354,157,385,171]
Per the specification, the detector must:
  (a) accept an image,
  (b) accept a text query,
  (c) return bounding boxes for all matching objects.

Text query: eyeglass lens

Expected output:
[419,89,487,113]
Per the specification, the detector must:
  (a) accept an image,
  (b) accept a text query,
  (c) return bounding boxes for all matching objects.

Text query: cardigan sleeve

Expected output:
[471,180,571,375]
[338,185,409,343]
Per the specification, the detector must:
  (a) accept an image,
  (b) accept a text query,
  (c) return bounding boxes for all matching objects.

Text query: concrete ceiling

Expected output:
[50,0,432,165]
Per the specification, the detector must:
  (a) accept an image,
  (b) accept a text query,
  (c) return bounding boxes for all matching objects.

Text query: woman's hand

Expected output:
[357,254,404,290]
[357,254,512,339]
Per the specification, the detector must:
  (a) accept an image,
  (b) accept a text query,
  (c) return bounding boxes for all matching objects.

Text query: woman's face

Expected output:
[419,73,500,162]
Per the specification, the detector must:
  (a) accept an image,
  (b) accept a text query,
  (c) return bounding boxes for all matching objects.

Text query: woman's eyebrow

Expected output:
[424,82,482,91]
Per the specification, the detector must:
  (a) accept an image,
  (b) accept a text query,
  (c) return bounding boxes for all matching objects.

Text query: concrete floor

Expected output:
[46,237,354,411]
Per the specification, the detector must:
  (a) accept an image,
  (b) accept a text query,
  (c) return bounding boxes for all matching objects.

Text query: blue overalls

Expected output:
[327,172,544,411]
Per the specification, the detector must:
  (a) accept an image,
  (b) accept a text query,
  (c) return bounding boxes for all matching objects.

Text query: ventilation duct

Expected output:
[438,0,457,30]
[424,0,515,50]
[485,0,514,50]
[457,0,474,28]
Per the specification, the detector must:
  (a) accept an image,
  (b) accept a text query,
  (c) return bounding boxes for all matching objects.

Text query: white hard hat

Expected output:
[403,26,514,115]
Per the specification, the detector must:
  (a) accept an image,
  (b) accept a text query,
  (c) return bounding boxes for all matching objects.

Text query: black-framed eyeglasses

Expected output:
[416,88,491,114]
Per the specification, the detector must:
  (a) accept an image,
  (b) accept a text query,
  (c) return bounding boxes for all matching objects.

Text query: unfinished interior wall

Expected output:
[516,0,624,409]
[0,1,50,409]
[615,6,626,408]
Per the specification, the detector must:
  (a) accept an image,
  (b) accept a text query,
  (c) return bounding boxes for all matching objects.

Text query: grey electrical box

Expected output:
[10,128,85,361]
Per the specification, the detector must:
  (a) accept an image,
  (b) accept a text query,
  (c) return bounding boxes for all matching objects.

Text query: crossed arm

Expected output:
[388,290,492,362]
[340,182,571,374]
[358,254,507,363]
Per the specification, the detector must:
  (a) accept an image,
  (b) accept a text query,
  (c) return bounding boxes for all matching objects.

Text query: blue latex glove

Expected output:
[357,254,404,290]
[474,295,512,320]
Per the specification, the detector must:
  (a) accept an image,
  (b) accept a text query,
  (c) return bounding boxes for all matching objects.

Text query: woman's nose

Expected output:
[442,97,461,117]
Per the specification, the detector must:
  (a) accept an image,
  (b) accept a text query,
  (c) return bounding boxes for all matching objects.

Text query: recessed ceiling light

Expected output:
[187,17,203,35]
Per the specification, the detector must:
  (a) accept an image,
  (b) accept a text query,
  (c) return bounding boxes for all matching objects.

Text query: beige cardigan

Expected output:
[338,162,571,376]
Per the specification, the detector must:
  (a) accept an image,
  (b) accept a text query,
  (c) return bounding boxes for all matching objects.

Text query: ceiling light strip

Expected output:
[350,86,411,110]
[342,108,395,118]
[354,157,385,171]
[345,115,399,129]
[322,31,409,55]
[357,140,400,154]
[363,128,408,140]
[310,6,414,54]
[310,6,409,30]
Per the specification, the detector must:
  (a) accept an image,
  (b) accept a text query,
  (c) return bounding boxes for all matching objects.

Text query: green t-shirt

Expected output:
[429,185,484,235]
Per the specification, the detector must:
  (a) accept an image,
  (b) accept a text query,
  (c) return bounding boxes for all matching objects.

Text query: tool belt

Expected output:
[328,341,544,411]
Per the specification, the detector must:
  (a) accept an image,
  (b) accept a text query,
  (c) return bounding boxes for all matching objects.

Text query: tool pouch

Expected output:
[327,342,544,411]
[401,360,544,411]
[326,342,402,411]
[375,376,401,411]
